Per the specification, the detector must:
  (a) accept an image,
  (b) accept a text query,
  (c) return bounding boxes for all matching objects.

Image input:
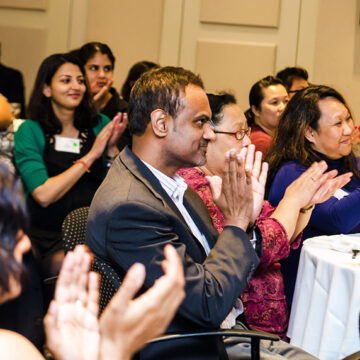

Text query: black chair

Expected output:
[62,206,89,253]
[61,206,280,360]
[91,257,121,314]
[43,206,89,287]
[62,206,117,313]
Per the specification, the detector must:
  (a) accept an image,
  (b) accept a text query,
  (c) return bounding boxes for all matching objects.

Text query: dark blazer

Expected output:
[86,146,259,359]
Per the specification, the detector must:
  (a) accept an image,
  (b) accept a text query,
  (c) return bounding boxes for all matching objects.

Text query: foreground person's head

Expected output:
[0,163,31,304]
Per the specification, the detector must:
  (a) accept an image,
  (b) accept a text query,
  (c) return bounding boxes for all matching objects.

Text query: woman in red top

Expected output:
[245,76,289,158]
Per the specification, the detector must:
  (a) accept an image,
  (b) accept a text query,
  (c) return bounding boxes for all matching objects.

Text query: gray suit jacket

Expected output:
[86,147,259,359]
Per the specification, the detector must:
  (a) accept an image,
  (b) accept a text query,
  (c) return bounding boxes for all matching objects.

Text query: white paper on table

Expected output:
[331,234,360,253]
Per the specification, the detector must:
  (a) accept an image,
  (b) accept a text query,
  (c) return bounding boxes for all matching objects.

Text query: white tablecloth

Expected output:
[288,234,360,359]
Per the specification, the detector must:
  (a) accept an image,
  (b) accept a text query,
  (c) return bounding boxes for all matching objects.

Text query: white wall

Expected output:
[0,0,359,120]
[311,0,360,120]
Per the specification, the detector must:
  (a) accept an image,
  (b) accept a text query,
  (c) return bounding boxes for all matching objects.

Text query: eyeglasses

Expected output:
[213,127,251,140]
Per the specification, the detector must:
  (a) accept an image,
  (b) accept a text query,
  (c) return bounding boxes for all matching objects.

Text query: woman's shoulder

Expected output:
[275,161,308,177]
[268,161,308,205]
[250,126,273,155]
[92,113,110,135]
[17,119,43,132]
[0,330,44,359]
[250,124,272,140]
[15,119,45,144]
[96,112,111,124]
[271,161,308,188]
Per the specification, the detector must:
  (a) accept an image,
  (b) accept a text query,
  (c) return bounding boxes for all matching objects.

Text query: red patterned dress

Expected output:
[178,167,301,340]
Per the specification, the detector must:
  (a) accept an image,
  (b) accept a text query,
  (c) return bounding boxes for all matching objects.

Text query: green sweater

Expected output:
[14,114,110,195]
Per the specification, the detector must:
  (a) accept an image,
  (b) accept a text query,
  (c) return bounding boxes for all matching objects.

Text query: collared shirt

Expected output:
[142,161,245,329]
[143,161,211,255]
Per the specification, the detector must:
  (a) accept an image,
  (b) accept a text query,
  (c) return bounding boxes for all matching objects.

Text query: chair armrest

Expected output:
[148,328,279,344]
[148,328,280,360]
[43,275,58,285]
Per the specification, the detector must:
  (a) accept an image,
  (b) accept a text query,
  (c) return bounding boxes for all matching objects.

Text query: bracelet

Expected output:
[300,204,315,213]
[73,160,90,173]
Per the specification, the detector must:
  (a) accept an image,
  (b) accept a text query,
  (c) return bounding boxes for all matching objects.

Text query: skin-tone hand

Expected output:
[32,116,121,207]
[207,149,253,231]
[44,245,100,360]
[44,244,185,360]
[286,160,351,209]
[106,112,128,156]
[243,144,268,225]
[91,79,113,113]
[271,161,352,243]
[82,118,119,164]
[306,170,352,206]
[99,244,185,360]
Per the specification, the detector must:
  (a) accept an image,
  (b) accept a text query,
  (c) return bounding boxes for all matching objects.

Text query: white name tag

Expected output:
[54,136,80,154]
[333,188,349,200]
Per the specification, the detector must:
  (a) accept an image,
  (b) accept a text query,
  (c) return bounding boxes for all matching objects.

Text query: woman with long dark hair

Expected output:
[267,85,359,308]
[14,52,124,276]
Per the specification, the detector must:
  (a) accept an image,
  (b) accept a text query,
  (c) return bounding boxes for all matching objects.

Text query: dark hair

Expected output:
[276,67,309,92]
[27,53,96,134]
[77,42,115,68]
[245,75,285,125]
[128,66,204,135]
[267,85,359,187]
[0,163,28,293]
[206,92,236,127]
[121,61,159,102]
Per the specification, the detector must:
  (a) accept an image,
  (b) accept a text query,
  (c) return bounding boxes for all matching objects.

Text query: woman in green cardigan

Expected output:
[14,53,125,277]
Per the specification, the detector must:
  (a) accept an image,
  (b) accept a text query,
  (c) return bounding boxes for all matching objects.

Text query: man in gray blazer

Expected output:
[86,67,316,359]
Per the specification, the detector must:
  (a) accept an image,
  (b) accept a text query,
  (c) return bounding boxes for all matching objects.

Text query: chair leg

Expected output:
[251,338,260,360]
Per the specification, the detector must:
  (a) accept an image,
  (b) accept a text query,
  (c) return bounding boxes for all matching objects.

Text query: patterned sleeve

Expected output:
[256,201,300,269]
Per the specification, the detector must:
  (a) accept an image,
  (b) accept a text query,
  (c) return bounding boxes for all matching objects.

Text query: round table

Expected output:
[288,235,360,359]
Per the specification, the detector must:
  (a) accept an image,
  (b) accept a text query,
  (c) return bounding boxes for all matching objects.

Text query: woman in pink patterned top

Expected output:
[179,166,297,340]
[178,93,347,340]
